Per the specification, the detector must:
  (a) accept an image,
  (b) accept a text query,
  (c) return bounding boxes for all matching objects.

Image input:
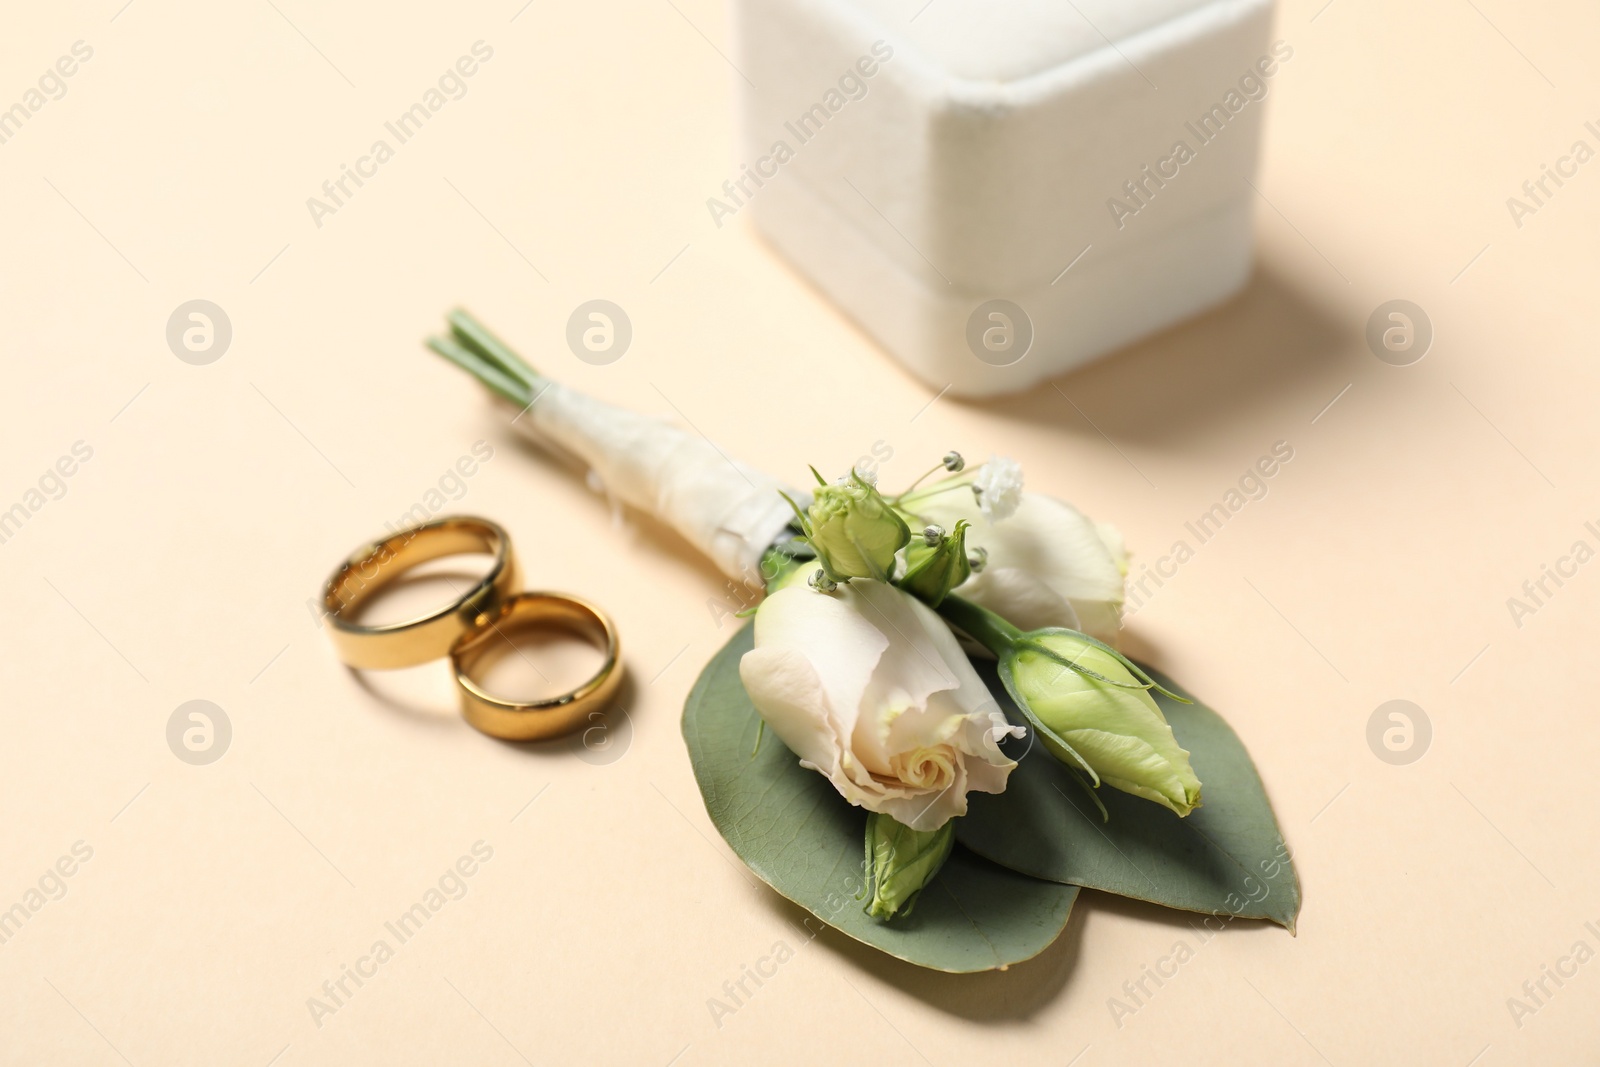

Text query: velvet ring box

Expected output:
[728,0,1282,397]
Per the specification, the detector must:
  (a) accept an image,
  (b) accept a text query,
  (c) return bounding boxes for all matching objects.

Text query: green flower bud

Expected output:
[1007,631,1201,817]
[862,812,954,921]
[804,470,910,580]
[896,520,972,608]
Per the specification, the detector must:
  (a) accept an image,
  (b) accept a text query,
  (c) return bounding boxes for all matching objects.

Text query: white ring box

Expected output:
[729,0,1280,397]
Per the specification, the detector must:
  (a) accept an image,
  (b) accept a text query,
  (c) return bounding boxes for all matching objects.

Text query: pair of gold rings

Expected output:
[320,516,622,741]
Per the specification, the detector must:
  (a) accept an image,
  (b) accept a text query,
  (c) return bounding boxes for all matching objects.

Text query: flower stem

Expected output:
[895,476,974,510]
[425,310,550,406]
[448,309,544,392]
[937,594,1022,656]
[895,461,946,499]
[425,334,530,406]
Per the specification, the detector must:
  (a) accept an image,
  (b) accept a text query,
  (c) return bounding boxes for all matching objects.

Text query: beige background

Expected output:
[2,0,1597,1063]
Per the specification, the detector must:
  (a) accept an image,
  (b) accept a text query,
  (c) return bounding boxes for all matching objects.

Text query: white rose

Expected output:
[739,577,1023,831]
[910,491,1128,644]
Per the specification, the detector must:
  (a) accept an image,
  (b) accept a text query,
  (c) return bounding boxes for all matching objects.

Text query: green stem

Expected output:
[894,461,946,500]
[425,335,531,406]
[942,597,1105,789]
[895,475,974,510]
[937,594,1022,656]
[448,309,545,392]
[426,309,560,411]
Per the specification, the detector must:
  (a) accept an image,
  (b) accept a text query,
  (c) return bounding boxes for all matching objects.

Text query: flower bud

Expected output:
[862,812,954,921]
[1007,631,1201,816]
[897,520,972,608]
[804,470,910,580]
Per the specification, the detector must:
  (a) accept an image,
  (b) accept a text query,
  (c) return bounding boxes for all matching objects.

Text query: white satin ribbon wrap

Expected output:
[499,385,797,581]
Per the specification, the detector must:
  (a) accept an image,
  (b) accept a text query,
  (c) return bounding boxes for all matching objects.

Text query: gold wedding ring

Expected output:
[450,592,623,741]
[321,516,519,670]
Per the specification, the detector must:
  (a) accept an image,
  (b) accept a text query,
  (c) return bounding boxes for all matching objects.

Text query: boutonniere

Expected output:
[430,310,1299,972]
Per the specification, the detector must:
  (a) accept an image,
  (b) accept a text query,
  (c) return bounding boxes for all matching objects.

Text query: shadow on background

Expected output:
[348,665,460,726]
[489,668,639,761]
[341,558,643,754]
[756,881,1286,1024]
[344,566,490,727]
[977,261,1355,446]
[350,639,640,757]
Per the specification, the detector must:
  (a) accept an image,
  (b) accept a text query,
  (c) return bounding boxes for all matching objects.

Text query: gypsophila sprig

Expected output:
[971,456,1024,521]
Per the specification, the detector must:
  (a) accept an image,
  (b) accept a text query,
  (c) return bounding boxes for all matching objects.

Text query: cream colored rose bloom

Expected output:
[911,490,1128,644]
[739,576,1023,831]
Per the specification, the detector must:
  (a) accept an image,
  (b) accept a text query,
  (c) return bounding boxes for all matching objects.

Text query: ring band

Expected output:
[450,592,623,741]
[322,516,519,670]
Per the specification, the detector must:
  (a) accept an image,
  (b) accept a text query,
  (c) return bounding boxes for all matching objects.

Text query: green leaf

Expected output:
[958,660,1301,930]
[682,623,1080,972]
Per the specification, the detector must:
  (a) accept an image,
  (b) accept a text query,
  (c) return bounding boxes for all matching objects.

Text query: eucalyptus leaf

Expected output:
[959,661,1301,930]
[682,623,1080,973]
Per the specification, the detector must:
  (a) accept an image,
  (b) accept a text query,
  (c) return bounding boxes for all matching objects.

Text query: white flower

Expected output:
[848,464,879,486]
[739,575,1024,831]
[971,456,1024,522]
[910,490,1128,644]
